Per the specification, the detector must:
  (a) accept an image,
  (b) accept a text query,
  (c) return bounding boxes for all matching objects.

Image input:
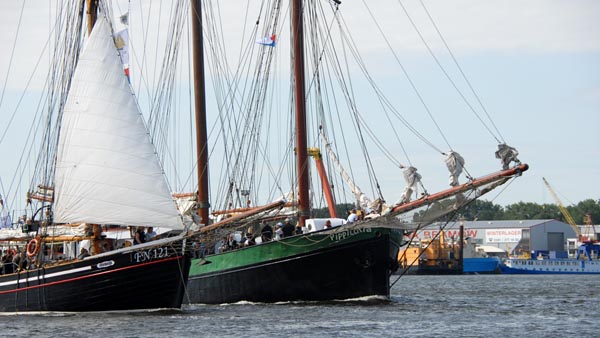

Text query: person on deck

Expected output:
[13,248,27,271]
[274,223,284,240]
[145,227,158,242]
[2,250,14,274]
[243,232,256,247]
[225,233,239,251]
[324,220,332,229]
[260,222,273,242]
[78,248,91,260]
[347,209,358,223]
[281,218,295,238]
[132,227,146,245]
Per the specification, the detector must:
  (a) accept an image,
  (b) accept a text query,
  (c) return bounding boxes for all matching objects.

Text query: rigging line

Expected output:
[149,1,185,152]
[220,5,281,204]
[211,6,272,195]
[318,62,362,204]
[360,0,453,152]
[5,85,49,212]
[311,4,385,197]
[310,6,360,201]
[418,0,505,144]
[353,111,403,168]
[318,8,377,190]
[0,10,60,145]
[0,0,26,113]
[396,0,501,144]
[304,0,338,96]
[390,197,471,287]
[134,0,150,101]
[484,175,516,204]
[202,0,236,190]
[208,12,260,191]
[333,11,444,155]
[28,1,82,202]
[313,0,385,198]
[325,38,409,173]
[153,0,165,102]
[325,16,411,170]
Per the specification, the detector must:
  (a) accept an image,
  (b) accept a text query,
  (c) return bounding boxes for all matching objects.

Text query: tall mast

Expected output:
[86,0,97,35]
[191,0,210,225]
[292,0,310,227]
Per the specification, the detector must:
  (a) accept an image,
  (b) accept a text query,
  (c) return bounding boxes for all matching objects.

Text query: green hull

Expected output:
[186,225,403,303]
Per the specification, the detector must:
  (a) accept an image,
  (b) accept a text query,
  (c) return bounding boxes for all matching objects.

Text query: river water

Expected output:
[3,275,597,337]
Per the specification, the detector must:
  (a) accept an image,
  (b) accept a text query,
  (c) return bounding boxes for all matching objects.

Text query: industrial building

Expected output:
[413,219,580,257]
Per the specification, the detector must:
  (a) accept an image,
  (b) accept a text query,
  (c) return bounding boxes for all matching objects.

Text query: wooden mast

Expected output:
[85,0,97,35]
[191,0,210,225]
[292,0,310,227]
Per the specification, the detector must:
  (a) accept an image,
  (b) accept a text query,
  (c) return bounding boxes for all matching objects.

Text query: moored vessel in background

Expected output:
[500,242,600,274]
[398,228,503,275]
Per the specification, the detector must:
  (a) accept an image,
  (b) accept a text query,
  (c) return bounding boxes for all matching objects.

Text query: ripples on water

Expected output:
[3,275,598,338]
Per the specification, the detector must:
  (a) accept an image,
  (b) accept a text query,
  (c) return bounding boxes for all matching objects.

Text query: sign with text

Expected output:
[485,229,522,243]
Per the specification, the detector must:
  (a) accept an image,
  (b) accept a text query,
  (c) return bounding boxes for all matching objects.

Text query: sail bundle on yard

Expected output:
[397,166,422,205]
[495,143,520,170]
[445,151,465,187]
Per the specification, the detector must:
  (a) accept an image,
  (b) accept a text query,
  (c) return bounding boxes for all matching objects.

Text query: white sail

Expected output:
[53,17,182,229]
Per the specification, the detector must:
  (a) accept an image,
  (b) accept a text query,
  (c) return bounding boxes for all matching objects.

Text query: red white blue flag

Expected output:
[256,34,277,47]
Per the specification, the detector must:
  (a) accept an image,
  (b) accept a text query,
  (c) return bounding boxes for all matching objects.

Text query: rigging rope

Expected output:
[0,0,26,117]
[360,0,453,153]
[417,0,506,144]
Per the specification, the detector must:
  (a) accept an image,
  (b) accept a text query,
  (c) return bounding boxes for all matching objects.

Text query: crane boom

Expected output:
[542,177,580,238]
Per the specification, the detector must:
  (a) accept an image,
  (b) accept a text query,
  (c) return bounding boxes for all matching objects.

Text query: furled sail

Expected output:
[53,17,182,229]
[321,134,379,213]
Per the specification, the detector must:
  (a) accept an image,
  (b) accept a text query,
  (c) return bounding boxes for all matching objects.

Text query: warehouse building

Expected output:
[413,219,577,257]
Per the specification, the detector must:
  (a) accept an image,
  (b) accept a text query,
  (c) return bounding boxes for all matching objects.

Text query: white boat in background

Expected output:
[500,242,600,274]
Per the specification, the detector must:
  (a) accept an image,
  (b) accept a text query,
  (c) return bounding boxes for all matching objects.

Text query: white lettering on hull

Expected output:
[133,247,172,263]
[329,228,372,242]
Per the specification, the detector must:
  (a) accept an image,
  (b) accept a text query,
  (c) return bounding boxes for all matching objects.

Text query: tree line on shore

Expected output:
[313,199,600,225]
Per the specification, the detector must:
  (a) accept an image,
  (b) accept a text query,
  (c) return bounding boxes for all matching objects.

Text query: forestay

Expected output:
[53,17,181,229]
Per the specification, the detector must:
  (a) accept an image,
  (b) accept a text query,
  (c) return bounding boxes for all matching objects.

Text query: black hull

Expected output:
[187,233,397,304]
[0,240,190,312]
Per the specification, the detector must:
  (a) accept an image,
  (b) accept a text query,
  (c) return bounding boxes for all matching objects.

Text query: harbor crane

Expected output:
[542,177,583,241]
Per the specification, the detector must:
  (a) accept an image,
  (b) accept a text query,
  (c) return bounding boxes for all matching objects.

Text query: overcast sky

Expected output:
[0,0,598,213]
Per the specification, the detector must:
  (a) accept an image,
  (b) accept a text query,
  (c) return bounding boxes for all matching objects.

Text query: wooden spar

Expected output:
[0,236,92,243]
[391,163,529,215]
[30,194,53,203]
[193,199,287,235]
[172,192,197,199]
[85,0,98,35]
[292,0,310,227]
[308,148,337,218]
[191,0,211,226]
[211,201,296,216]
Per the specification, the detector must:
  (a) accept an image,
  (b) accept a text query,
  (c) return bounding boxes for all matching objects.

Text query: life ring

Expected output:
[26,237,41,257]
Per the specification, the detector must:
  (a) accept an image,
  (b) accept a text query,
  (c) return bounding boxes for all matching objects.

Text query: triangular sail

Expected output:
[53,17,182,229]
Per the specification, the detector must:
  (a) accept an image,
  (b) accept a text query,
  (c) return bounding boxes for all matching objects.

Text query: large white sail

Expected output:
[53,17,182,229]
